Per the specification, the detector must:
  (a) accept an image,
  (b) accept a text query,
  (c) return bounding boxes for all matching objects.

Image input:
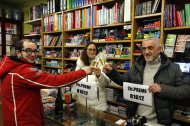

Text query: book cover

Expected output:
[175,35,190,52]
[124,0,131,22]
[164,34,177,57]
[152,0,160,13]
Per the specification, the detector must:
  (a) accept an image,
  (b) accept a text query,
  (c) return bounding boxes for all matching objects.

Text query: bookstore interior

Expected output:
[0,0,190,126]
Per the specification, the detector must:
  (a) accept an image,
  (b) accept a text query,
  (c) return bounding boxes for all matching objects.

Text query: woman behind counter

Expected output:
[75,42,110,111]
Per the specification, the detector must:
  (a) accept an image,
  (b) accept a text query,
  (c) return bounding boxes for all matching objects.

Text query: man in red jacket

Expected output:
[0,39,92,126]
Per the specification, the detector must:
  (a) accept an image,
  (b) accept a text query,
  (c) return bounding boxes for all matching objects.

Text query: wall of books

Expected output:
[23,0,190,123]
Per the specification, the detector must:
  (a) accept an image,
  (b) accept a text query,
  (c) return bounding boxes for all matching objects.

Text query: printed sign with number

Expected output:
[123,82,153,106]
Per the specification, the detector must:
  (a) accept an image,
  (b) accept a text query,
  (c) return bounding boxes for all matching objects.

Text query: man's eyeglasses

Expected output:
[21,48,39,55]
[87,48,97,52]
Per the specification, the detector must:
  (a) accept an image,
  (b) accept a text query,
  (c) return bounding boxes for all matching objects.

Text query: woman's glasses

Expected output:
[87,48,97,52]
[21,48,39,55]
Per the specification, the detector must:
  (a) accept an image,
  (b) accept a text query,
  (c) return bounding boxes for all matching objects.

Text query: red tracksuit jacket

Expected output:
[0,56,86,126]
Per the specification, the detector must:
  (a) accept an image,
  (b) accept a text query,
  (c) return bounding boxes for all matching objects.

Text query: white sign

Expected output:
[123,82,153,106]
[71,76,98,100]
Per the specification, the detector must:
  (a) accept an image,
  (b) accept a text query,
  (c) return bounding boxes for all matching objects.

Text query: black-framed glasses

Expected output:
[21,48,39,55]
[87,48,97,52]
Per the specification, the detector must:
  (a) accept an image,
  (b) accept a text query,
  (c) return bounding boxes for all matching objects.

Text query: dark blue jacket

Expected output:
[106,52,190,126]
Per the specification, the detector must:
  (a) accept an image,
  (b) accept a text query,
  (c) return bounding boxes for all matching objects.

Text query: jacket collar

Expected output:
[134,52,171,71]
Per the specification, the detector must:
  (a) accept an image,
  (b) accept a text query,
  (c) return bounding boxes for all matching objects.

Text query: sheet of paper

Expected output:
[123,82,153,106]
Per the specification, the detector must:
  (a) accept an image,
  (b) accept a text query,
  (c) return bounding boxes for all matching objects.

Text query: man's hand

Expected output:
[149,83,161,93]
[81,66,93,75]
[103,64,113,74]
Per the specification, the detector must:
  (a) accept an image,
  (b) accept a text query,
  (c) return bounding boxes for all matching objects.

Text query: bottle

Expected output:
[55,88,63,115]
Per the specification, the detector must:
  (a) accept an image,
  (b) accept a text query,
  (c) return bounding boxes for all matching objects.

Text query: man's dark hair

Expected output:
[15,39,37,51]
[80,42,99,66]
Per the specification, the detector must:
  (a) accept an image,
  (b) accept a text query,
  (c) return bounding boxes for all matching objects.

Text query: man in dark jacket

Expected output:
[103,37,190,126]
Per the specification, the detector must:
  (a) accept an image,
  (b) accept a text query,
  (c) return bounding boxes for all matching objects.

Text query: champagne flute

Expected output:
[88,103,95,125]
[99,53,106,66]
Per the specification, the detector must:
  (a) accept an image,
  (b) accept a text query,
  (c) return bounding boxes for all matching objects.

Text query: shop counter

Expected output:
[44,104,123,126]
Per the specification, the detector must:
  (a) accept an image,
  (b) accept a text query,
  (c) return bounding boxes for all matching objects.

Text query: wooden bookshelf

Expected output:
[134,12,162,19]
[164,26,190,31]
[22,0,190,124]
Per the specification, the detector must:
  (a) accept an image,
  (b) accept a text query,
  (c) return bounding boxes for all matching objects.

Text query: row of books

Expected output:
[65,49,83,59]
[44,49,62,58]
[5,23,17,34]
[135,0,160,16]
[65,33,90,46]
[63,8,91,30]
[43,35,62,46]
[48,0,98,14]
[105,45,130,58]
[165,34,190,57]
[43,13,63,32]
[164,3,190,27]
[29,4,45,20]
[93,2,125,26]
[92,0,131,26]
[93,28,131,41]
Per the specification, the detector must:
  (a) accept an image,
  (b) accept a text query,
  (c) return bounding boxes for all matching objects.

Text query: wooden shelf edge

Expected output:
[24,18,41,24]
[93,22,131,28]
[64,27,90,32]
[24,34,41,37]
[43,31,62,34]
[64,45,85,48]
[107,57,130,60]
[43,57,62,60]
[135,13,161,19]
[43,46,62,48]
[64,58,78,61]
[164,26,190,31]
[93,40,131,43]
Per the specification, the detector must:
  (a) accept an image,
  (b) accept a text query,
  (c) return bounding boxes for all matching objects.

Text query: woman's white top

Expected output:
[75,55,110,111]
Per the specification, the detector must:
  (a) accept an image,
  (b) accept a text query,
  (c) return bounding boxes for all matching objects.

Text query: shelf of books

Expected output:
[62,3,91,73]
[23,0,190,123]
[24,4,45,70]
[42,10,63,74]
[92,0,132,74]
[132,0,163,62]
